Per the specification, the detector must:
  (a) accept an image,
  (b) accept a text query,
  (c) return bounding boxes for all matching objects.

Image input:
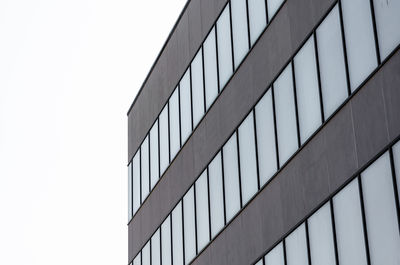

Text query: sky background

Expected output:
[0,0,186,264]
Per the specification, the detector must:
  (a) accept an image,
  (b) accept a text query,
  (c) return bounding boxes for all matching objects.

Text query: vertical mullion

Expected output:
[206,167,212,242]
[368,0,381,65]
[305,221,312,265]
[150,239,152,265]
[291,61,301,148]
[357,176,372,265]
[228,2,235,72]
[167,103,171,163]
[181,199,186,265]
[329,200,340,265]
[178,85,182,148]
[236,130,244,208]
[220,150,227,225]
[139,148,142,205]
[140,251,143,265]
[271,85,280,170]
[253,110,261,190]
[264,0,269,23]
[131,160,134,219]
[214,26,221,93]
[283,239,288,265]
[389,148,400,235]
[313,31,325,123]
[337,0,352,96]
[170,215,174,265]
[158,119,161,180]
[160,224,163,265]
[189,66,194,131]
[148,133,151,193]
[201,46,207,113]
[193,183,199,255]
[245,0,252,49]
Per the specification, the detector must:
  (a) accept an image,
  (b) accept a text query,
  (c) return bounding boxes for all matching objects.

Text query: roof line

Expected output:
[127,0,191,116]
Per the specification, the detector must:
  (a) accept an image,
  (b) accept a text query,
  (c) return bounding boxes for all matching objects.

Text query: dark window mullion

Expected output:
[329,199,340,265]
[337,0,352,96]
[357,176,372,265]
[388,148,400,236]
[236,130,244,208]
[253,110,261,190]
[193,183,199,255]
[291,61,301,148]
[201,46,207,113]
[313,31,325,123]
[189,66,194,132]
[228,2,235,72]
[181,199,186,265]
[178,85,182,148]
[206,167,212,242]
[245,0,252,49]
[220,149,227,225]
[271,85,280,170]
[214,26,221,93]
[368,0,381,65]
[305,220,312,265]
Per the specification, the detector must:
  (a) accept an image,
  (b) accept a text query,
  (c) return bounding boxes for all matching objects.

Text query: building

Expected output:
[127,0,400,264]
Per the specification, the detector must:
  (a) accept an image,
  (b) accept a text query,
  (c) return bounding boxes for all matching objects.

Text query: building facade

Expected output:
[127,0,400,264]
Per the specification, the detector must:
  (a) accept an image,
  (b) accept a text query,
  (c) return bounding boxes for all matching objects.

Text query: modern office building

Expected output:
[127,0,400,264]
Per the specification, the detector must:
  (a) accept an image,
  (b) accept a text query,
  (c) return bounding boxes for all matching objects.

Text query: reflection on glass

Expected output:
[203,28,219,110]
[248,0,267,45]
[255,89,277,186]
[208,152,225,238]
[180,69,192,145]
[191,48,205,127]
[132,151,141,214]
[264,242,285,265]
[342,0,377,91]
[141,136,150,202]
[333,178,368,265]
[183,187,196,264]
[231,0,249,68]
[293,35,322,143]
[274,63,298,165]
[172,202,184,265]
[151,229,161,265]
[373,0,400,59]
[222,132,241,221]
[159,105,169,175]
[308,203,336,265]
[195,170,210,251]
[238,112,259,204]
[150,120,159,189]
[169,88,180,160]
[285,223,309,265]
[217,4,233,89]
[316,5,348,118]
[161,216,172,265]
[361,152,400,265]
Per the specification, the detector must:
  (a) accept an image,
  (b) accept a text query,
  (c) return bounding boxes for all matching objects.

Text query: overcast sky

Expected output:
[0,0,186,264]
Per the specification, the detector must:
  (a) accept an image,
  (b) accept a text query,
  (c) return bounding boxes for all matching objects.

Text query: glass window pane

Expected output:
[273,63,298,165]
[183,187,196,264]
[169,88,180,160]
[361,152,400,265]
[161,216,172,265]
[392,141,400,200]
[316,5,348,118]
[133,253,141,265]
[217,4,233,89]
[195,170,210,251]
[373,0,400,60]
[231,0,249,68]
[238,112,259,204]
[255,89,277,186]
[159,105,169,175]
[151,229,161,265]
[342,0,377,91]
[255,260,263,265]
[222,132,241,221]
[141,136,150,202]
[293,35,322,143]
[285,223,309,265]
[208,152,225,238]
[172,202,184,265]
[150,120,159,189]
[333,178,368,265]
[128,162,132,221]
[191,48,205,127]
[265,242,285,265]
[267,0,284,20]
[308,203,336,265]
[142,241,150,265]
[248,0,267,46]
[203,28,219,110]
[180,69,192,145]
[132,151,141,214]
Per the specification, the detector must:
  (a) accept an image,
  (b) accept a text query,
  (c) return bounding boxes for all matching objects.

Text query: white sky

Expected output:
[0,0,186,264]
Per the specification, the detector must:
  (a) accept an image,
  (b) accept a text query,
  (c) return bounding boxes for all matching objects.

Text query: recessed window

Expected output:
[172,202,184,265]
[128,162,132,221]
[195,170,210,251]
[217,4,233,89]
[132,151,141,214]
[141,135,150,202]
[142,241,150,265]
[169,88,180,160]
[208,152,225,238]
[264,242,285,265]
[392,142,400,200]
[161,216,172,265]
[231,0,249,68]
[183,187,196,264]
[203,28,219,110]
[151,229,161,265]
[150,120,159,189]
[285,223,309,265]
[248,0,267,46]
[159,105,169,175]
[267,0,284,20]
[191,48,205,127]
[180,69,192,145]
[133,253,141,265]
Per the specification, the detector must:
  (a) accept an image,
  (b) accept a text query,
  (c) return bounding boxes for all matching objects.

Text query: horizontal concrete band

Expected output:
[128,0,338,260]
[192,48,400,265]
[128,0,229,162]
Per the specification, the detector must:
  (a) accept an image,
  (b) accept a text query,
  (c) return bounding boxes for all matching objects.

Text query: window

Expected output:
[150,120,159,189]
[308,203,336,265]
[159,105,169,175]
[151,229,161,265]
[195,170,210,251]
[172,202,184,265]
[255,89,277,186]
[361,152,400,265]
[333,178,368,265]
[222,132,241,221]
[341,0,377,90]
[293,35,322,143]
[264,242,285,265]
[248,0,267,46]
[267,0,284,20]
[180,69,192,145]
[316,5,348,118]
[128,162,132,221]
[132,151,141,214]
[238,111,259,204]
[392,142,400,200]
[203,28,219,110]
[161,216,172,265]
[141,136,150,202]
[183,187,196,264]
[191,48,205,127]
[142,241,150,265]
[133,253,141,265]
[231,0,249,68]
[208,152,225,238]
[217,4,234,89]
[273,63,298,165]
[285,223,309,265]
[169,88,180,160]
